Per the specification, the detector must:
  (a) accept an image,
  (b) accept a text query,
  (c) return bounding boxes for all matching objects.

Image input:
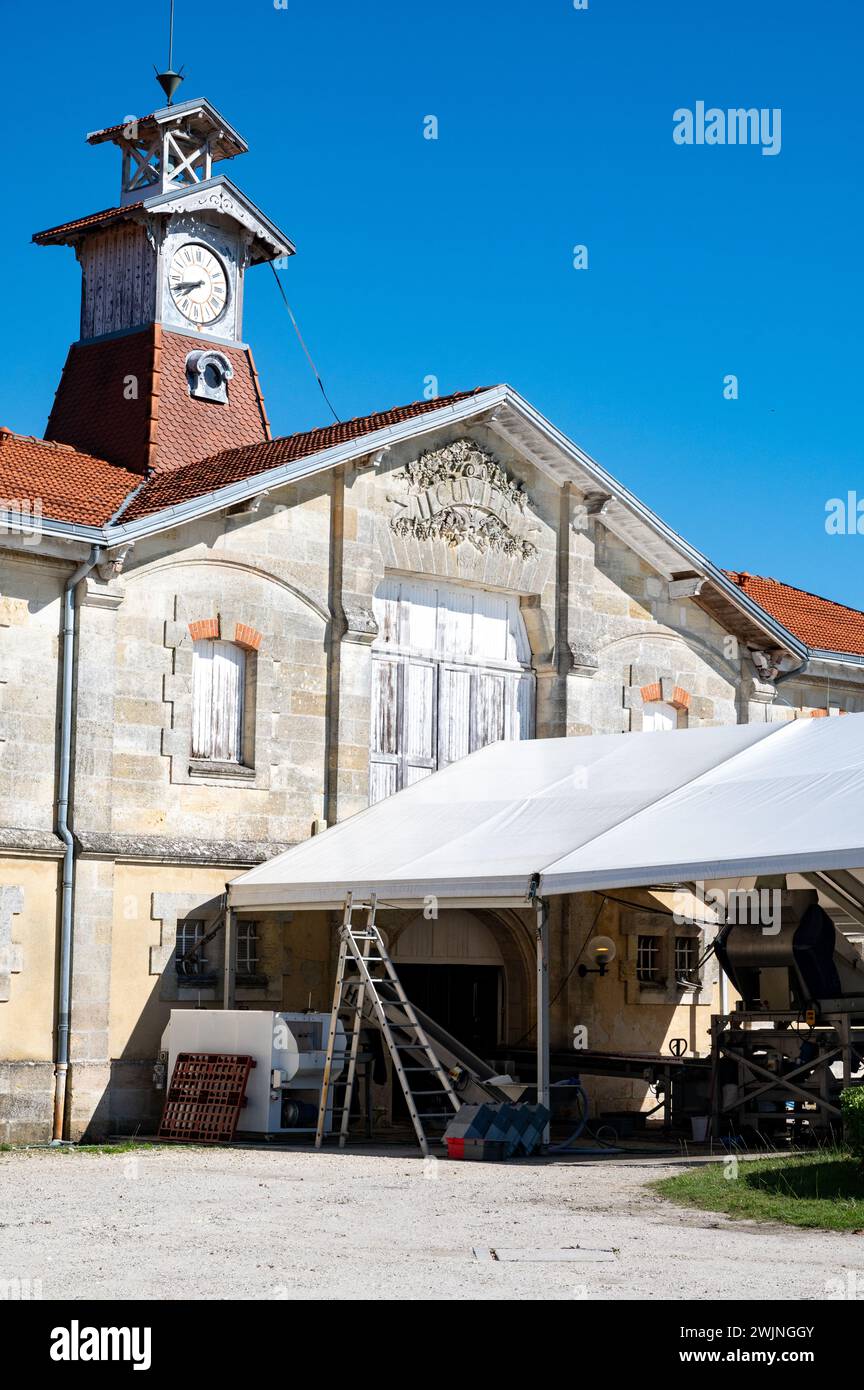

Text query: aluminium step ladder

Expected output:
[315,893,461,1156]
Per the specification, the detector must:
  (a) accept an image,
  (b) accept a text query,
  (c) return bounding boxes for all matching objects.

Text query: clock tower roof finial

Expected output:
[155,0,184,106]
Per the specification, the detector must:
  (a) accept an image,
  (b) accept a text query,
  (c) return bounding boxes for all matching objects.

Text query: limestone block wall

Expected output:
[103,483,333,850]
[0,859,60,1142]
[0,556,65,832]
[589,532,740,733]
[777,668,864,719]
[103,864,239,1135]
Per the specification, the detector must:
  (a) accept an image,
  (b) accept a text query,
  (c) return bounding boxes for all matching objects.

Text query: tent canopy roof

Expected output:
[228,716,864,911]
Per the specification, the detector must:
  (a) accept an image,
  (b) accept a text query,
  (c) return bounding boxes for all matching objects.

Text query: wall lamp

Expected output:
[578,935,617,978]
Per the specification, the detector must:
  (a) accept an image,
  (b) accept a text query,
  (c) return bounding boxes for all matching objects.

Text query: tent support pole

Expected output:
[223,905,235,1009]
[535,895,550,1146]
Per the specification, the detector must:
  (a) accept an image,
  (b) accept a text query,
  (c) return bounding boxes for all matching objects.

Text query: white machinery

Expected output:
[160,1010,346,1136]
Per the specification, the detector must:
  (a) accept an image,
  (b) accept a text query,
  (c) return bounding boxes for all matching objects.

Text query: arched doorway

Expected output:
[369,577,535,804]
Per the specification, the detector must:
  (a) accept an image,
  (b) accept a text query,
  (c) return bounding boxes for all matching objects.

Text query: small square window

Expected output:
[636,935,661,983]
[674,936,700,986]
[236,921,259,976]
[175,919,207,980]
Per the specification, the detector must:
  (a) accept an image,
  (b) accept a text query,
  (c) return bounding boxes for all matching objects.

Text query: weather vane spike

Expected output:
[155,0,184,106]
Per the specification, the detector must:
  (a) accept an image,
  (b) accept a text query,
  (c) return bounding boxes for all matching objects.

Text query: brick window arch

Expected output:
[636,682,691,732]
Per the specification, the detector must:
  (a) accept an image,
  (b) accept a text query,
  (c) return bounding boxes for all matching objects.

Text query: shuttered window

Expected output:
[370,579,535,804]
[642,700,678,732]
[191,639,245,762]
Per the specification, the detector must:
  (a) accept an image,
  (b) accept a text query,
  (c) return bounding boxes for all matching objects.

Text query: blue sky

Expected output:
[4,1,863,605]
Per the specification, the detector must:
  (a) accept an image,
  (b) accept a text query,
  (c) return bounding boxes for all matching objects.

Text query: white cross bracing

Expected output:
[121,124,216,198]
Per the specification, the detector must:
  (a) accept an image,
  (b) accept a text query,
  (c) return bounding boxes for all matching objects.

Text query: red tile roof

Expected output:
[33,204,144,244]
[47,330,157,473]
[87,115,156,143]
[0,430,141,527]
[119,387,490,520]
[724,571,864,656]
[148,329,270,472]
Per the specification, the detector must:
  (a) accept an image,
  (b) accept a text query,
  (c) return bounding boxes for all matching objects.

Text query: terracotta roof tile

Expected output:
[724,571,864,656]
[46,327,269,475]
[33,204,144,244]
[47,329,156,473]
[120,387,491,520]
[148,329,270,472]
[0,430,140,527]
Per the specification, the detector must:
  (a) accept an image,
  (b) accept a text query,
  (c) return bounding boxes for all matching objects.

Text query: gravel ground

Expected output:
[0,1144,861,1301]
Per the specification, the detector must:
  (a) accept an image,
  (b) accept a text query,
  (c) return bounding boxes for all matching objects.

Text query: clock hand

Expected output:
[173,279,206,292]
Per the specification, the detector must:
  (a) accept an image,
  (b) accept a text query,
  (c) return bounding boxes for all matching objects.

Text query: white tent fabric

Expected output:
[230,714,864,910]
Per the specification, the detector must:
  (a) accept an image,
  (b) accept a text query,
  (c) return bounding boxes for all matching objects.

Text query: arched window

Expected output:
[191,639,246,762]
[642,700,679,732]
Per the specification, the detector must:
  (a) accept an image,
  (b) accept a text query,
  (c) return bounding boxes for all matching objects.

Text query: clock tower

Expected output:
[35,97,294,474]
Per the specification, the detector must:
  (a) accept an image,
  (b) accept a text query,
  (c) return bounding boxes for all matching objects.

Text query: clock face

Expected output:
[168,243,229,326]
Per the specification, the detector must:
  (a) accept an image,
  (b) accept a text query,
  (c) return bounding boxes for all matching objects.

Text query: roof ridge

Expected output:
[0,428,79,454]
[196,384,497,468]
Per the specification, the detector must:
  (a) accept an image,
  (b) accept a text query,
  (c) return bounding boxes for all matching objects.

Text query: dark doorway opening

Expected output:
[389,964,502,1126]
[396,964,501,1057]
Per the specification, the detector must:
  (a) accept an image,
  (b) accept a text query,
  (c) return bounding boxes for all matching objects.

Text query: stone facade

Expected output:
[2,416,864,1141]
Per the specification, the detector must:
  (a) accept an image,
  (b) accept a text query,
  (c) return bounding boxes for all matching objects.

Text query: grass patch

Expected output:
[61,1142,156,1155]
[654,1151,864,1232]
[0,1140,165,1156]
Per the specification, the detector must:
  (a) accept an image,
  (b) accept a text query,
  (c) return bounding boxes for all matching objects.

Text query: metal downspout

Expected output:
[53,546,102,1140]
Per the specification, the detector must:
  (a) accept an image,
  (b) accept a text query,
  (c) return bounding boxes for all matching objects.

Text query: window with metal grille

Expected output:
[236,921,259,976]
[674,936,700,986]
[636,935,661,983]
[175,919,207,979]
[191,639,245,762]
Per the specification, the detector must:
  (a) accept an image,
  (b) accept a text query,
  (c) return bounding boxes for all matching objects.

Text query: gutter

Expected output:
[53,544,102,1141]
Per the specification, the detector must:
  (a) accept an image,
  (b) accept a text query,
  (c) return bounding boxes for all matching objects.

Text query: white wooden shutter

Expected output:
[402,658,437,786]
[438,666,472,767]
[192,640,245,761]
[643,700,677,732]
[472,671,507,750]
[369,578,537,801]
[370,656,401,804]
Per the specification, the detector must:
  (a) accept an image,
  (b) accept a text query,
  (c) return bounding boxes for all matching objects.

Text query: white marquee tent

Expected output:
[230,715,864,909]
[228,714,864,1116]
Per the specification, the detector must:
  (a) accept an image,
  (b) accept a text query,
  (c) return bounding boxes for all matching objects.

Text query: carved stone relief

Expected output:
[388,440,540,558]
